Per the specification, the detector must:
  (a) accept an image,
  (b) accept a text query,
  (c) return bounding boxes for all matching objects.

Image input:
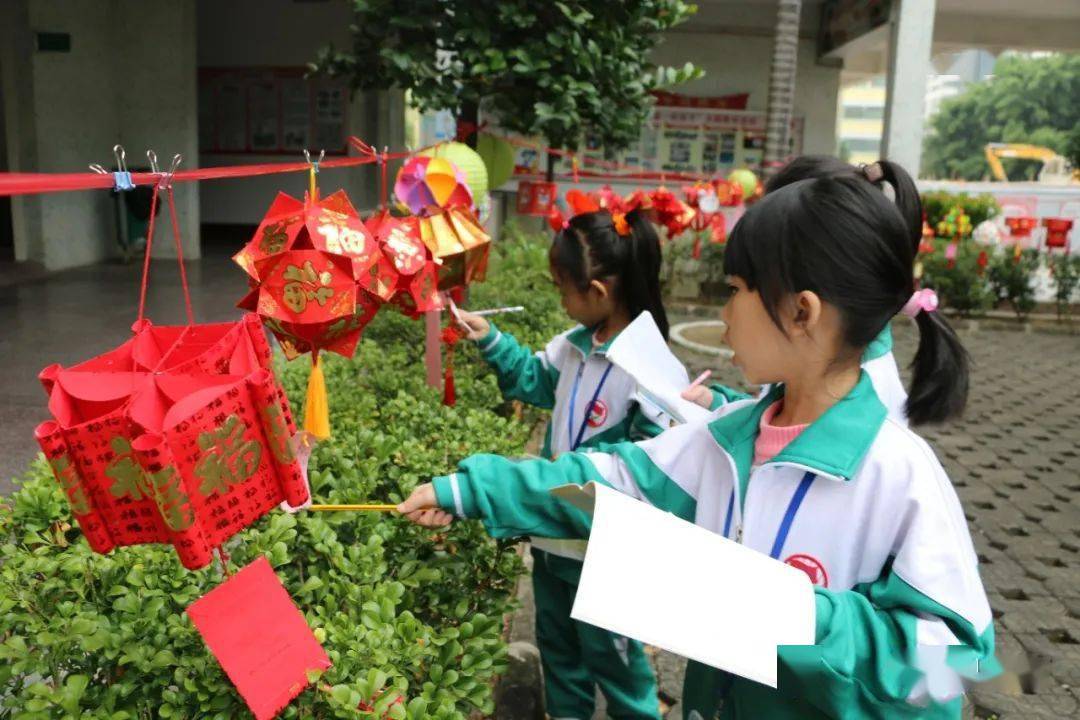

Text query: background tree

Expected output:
[311,0,700,162]
[922,53,1080,180]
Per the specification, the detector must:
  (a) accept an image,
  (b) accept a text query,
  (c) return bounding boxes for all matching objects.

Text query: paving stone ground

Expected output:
[631,317,1080,719]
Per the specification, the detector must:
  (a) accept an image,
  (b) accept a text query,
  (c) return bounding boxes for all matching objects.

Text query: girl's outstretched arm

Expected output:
[399,424,704,538]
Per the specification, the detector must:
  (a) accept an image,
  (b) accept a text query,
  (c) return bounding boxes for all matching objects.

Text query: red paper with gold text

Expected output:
[188,556,331,720]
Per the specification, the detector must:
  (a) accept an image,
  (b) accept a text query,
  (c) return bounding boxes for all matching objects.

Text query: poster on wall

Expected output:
[198,68,348,155]
[482,104,804,181]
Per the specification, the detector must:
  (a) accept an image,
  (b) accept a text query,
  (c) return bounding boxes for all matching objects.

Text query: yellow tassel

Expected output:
[304,354,330,440]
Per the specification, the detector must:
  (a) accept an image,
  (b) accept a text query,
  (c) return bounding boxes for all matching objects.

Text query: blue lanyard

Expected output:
[722,471,816,559]
[567,361,614,451]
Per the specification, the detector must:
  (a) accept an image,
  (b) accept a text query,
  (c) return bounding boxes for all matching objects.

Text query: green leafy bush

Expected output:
[988,249,1040,319]
[921,191,1000,230]
[919,242,995,316]
[1048,254,1080,320]
[0,228,567,719]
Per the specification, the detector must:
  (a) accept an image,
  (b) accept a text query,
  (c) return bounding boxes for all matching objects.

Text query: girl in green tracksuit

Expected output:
[404,160,997,719]
[683,157,920,425]
[452,208,690,719]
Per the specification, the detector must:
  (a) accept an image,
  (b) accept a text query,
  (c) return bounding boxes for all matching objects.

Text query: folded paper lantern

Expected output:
[365,211,443,317]
[35,315,310,570]
[235,190,393,360]
[713,179,744,207]
[395,156,491,291]
[728,169,760,201]
[476,133,515,189]
[516,180,557,216]
[650,187,696,238]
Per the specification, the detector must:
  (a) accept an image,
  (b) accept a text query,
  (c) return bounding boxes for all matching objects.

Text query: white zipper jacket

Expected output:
[474,310,687,560]
[433,372,996,719]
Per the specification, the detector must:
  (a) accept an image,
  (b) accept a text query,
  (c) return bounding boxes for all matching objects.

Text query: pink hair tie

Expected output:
[901,288,939,318]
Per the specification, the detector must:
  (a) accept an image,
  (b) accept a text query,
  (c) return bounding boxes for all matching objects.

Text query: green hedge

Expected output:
[0,226,566,719]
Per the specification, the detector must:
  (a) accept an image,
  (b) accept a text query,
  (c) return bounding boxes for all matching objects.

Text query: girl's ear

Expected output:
[588,279,610,302]
[790,290,823,336]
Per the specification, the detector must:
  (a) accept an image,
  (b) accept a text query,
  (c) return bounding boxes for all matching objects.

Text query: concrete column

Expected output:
[762,0,803,178]
[115,0,201,261]
[882,0,937,177]
[0,0,44,265]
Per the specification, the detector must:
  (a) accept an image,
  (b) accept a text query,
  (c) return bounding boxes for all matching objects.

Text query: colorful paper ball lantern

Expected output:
[394,156,474,216]
[477,133,515,189]
[728,168,759,200]
[419,142,489,204]
[393,155,492,291]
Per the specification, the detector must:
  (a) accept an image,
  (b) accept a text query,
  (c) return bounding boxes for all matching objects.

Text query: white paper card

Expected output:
[604,314,712,425]
[555,483,816,688]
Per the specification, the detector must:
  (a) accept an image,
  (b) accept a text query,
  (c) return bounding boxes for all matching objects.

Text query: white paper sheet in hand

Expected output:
[603,313,712,425]
[555,482,816,688]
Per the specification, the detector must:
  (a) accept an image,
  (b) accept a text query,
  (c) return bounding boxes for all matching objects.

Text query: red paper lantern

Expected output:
[516,181,557,216]
[234,191,394,360]
[650,187,696,238]
[35,315,309,570]
[365,211,444,318]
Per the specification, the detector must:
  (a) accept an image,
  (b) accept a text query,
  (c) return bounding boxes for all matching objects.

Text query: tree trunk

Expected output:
[762,0,802,180]
[546,150,557,183]
[458,101,479,149]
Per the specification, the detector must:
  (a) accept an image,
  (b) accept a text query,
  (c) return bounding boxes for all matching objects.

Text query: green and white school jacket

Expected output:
[475,310,685,560]
[709,325,910,426]
[433,372,997,719]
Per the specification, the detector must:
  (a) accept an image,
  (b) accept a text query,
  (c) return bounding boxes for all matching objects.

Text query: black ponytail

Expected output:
[726,159,970,425]
[907,308,970,425]
[550,209,670,340]
[766,156,922,253]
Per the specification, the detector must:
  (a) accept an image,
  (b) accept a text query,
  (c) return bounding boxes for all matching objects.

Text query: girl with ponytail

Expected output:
[452,208,686,719]
[685,155,950,425]
[403,166,995,718]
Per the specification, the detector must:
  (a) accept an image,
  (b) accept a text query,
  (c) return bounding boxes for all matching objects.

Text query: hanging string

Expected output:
[216,546,231,578]
[379,147,389,211]
[165,186,195,325]
[136,185,161,325]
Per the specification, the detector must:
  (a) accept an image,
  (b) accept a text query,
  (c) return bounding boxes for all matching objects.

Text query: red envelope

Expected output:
[188,557,331,720]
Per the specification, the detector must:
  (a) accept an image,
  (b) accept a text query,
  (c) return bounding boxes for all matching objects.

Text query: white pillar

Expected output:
[882,0,937,177]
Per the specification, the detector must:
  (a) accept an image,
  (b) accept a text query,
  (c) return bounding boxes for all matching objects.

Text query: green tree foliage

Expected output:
[922,54,1080,180]
[310,0,701,151]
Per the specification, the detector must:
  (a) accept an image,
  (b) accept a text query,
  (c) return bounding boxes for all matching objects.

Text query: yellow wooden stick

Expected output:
[307,504,398,512]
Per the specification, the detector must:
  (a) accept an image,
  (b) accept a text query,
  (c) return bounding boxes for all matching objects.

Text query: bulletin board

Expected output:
[198,67,349,155]
[493,105,804,180]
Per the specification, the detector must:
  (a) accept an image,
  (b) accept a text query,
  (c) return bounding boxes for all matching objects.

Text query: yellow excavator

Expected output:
[984,143,1079,185]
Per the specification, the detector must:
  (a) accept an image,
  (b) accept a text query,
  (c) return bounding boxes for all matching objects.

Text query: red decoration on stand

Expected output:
[516,180,558,216]
[1004,215,1038,262]
[1043,217,1074,252]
